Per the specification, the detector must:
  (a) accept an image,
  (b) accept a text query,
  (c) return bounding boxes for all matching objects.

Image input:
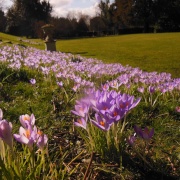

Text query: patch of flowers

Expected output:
[0,45,180,93]
[71,88,155,165]
[0,45,179,178]
[0,108,48,179]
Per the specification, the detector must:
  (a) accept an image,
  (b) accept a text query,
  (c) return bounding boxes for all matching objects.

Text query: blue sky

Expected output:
[2,0,114,18]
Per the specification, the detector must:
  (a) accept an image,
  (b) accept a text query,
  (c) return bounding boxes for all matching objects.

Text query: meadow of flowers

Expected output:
[0,45,180,179]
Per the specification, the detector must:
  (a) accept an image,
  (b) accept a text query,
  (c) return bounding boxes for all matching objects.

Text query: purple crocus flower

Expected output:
[19,114,35,128]
[71,103,89,118]
[36,130,48,149]
[0,120,13,148]
[175,106,180,113]
[116,93,141,112]
[134,125,154,140]
[148,86,156,93]
[0,109,13,147]
[91,113,114,131]
[137,87,145,93]
[57,81,63,87]
[14,125,37,150]
[92,90,114,113]
[72,84,80,92]
[101,83,109,91]
[127,135,136,146]
[30,78,36,85]
[109,80,121,89]
[106,104,126,122]
[74,117,87,130]
[72,89,141,131]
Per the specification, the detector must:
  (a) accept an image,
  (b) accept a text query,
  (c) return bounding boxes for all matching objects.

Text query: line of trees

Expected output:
[0,0,180,39]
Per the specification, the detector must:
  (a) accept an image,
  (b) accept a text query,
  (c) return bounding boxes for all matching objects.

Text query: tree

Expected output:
[77,17,89,36]
[50,17,75,38]
[133,0,154,32]
[112,0,134,29]
[153,0,180,31]
[6,0,52,37]
[90,16,107,34]
[0,8,6,32]
[98,0,114,34]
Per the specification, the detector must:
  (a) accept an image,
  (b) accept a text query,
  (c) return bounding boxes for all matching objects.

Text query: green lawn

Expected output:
[56,33,180,78]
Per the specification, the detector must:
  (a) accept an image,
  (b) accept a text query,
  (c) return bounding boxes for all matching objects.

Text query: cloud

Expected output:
[51,0,100,18]
[50,0,73,7]
[70,3,99,17]
[3,0,101,18]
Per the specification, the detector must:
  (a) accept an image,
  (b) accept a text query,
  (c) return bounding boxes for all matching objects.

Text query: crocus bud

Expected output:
[0,120,13,148]
[134,125,154,140]
[127,135,136,146]
[37,132,48,150]
[30,78,36,85]
[175,106,180,113]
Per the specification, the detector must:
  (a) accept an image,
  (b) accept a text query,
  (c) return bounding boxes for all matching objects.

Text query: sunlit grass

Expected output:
[56,33,180,78]
[0,32,44,49]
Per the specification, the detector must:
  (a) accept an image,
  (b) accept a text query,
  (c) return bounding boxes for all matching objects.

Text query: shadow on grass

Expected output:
[64,51,88,55]
[63,51,96,57]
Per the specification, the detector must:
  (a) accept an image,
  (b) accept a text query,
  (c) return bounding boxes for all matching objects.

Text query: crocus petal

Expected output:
[91,113,113,131]
[30,114,35,126]
[74,117,87,130]
[0,120,13,147]
[14,134,29,144]
[91,120,107,131]
[19,114,31,128]
[127,135,136,146]
[37,134,48,149]
[19,126,27,136]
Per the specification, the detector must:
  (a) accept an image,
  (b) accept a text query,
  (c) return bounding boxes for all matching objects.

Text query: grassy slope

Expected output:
[0,32,44,49]
[56,33,180,78]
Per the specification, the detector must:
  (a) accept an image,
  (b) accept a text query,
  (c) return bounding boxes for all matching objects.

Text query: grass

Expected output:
[56,33,180,78]
[0,32,44,49]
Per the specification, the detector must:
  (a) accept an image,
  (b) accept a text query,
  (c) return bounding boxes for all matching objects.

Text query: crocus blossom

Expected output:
[14,125,37,149]
[74,117,87,130]
[127,135,136,146]
[0,120,13,148]
[30,78,36,85]
[175,106,180,113]
[91,113,114,131]
[14,114,48,150]
[36,130,48,149]
[137,87,145,93]
[72,89,141,131]
[57,81,63,87]
[19,114,35,128]
[71,103,89,118]
[134,125,154,140]
[148,86,156,93]
[0,109,13,147]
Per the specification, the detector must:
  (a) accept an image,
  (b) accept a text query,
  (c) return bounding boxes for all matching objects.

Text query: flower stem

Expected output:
[83,151,94,180]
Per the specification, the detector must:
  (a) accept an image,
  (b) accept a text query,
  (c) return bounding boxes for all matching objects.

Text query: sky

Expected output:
[2,0,114,18]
